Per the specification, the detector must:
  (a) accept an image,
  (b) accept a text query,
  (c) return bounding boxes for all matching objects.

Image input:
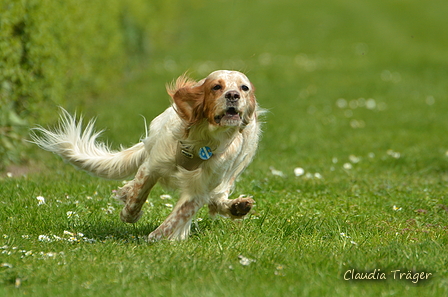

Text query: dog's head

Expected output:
[168,70,257,129]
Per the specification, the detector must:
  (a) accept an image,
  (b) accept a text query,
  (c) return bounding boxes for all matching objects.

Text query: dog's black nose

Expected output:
[225,91,240,102]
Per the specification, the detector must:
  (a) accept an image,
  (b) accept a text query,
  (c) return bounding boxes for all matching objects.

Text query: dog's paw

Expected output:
[147,230,164,243]
[113,188,127,204]
[120,208,143,224]
[229,196,255,218]
[147,226,190,242]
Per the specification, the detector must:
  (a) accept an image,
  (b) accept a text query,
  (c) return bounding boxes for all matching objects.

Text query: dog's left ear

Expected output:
[242,83,257,127]
[172,83,205,125]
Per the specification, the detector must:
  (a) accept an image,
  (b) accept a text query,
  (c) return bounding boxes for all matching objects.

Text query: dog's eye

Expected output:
[241,85,250,92]
[212,85,222,91]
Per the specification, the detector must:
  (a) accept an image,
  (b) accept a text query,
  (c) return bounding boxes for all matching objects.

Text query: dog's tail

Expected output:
[30,109,148,180]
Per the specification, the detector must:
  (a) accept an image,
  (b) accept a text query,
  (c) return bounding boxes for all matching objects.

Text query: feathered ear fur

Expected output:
[167,74,205,126]
[242,83,257,127]
[166,74,197,97]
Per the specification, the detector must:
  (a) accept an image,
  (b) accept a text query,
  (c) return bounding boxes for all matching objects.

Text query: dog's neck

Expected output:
[175,120,240,170]
[175,141,210,171]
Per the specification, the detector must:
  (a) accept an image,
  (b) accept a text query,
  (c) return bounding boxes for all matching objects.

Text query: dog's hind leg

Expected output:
[115,162,158,223]
[148,196,203,241]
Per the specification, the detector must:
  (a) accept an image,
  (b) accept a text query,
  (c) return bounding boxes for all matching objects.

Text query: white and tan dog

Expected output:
[32,70,263,241]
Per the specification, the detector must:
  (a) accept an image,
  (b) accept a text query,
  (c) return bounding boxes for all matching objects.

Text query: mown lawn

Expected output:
[1,0,448,296]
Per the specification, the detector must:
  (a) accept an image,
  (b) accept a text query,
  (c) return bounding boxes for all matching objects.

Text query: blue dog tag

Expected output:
[198,146,213,160]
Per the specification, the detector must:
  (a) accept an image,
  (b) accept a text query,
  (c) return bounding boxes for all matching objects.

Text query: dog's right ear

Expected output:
[168,75,205,125]
[173,86,204,124]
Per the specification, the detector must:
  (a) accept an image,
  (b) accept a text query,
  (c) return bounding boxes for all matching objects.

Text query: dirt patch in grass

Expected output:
[2,161,44,178]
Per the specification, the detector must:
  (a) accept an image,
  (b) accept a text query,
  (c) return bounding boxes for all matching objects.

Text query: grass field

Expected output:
[1,0,448,296]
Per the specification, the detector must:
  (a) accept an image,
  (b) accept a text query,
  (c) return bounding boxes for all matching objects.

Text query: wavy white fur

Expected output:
[31,109,148,179]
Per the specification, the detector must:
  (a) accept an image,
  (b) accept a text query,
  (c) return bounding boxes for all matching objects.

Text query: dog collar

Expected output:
[176,142,213,170]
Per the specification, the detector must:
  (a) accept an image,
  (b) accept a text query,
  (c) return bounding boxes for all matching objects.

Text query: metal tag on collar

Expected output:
[198,146,213,160]
[181,149,194,159]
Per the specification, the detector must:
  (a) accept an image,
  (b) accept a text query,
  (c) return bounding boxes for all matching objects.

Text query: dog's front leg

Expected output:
[115,162,158,223]
[209,194,255,219]
[208,179,255,219]
[148,196,203,241]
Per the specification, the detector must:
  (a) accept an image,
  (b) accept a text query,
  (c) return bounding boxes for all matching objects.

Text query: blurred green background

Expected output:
[83,0,448,177]
[1,0,447,172]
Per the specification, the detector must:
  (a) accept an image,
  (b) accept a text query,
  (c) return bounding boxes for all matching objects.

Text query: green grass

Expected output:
[1,0,448,296]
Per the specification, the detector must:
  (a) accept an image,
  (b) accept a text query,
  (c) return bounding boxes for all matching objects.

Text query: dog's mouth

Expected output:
[214,107,242,126]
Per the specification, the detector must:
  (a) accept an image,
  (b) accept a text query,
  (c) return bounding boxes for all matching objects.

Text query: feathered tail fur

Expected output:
[30,109,147,179]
